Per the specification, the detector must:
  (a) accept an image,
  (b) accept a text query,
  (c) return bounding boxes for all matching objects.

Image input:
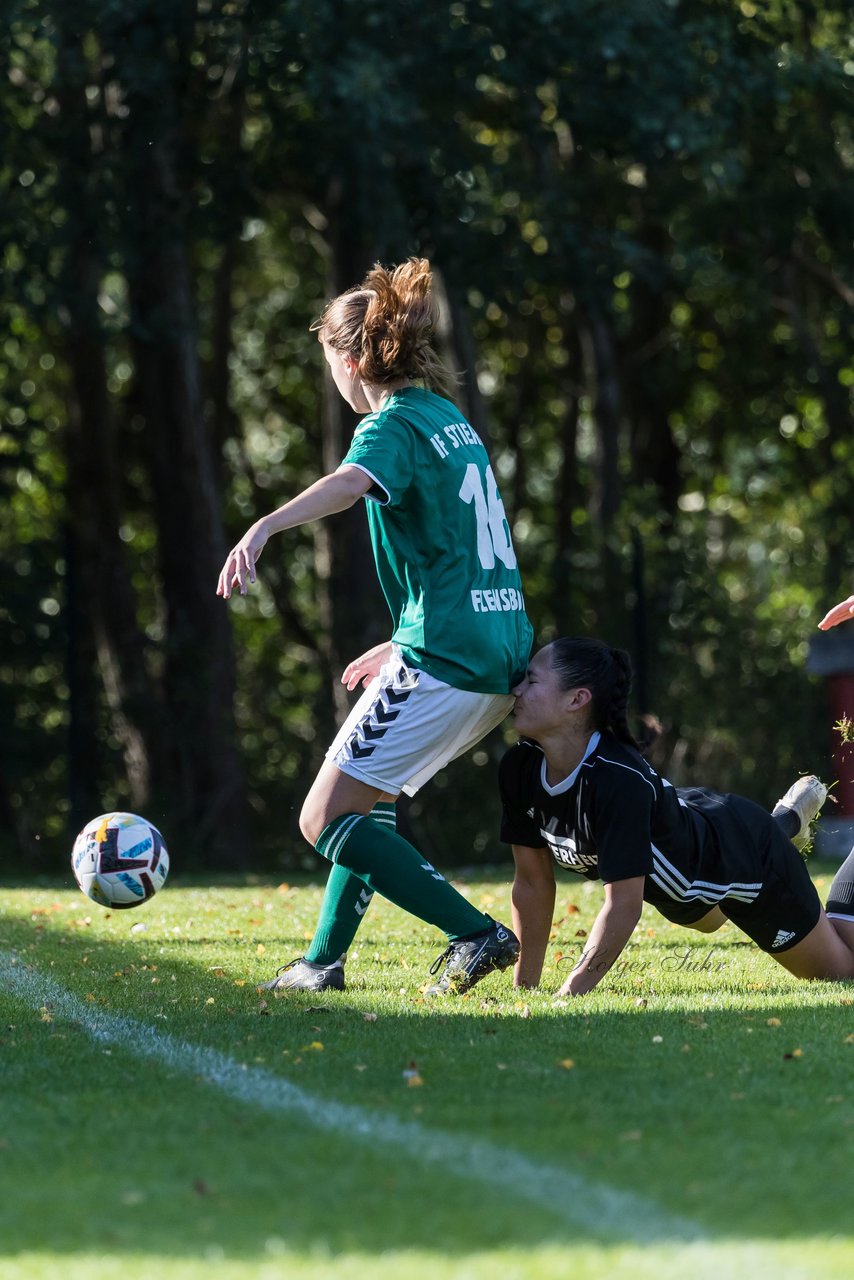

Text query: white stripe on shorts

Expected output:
[326,647,513,797]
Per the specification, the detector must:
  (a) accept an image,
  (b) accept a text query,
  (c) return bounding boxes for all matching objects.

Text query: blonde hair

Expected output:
[312,257,452,390]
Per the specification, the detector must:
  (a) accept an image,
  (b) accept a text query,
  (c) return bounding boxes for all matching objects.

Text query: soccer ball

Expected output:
[71,812,169,909]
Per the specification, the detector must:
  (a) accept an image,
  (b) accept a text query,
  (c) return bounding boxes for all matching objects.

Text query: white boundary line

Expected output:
[1,949,700,1244]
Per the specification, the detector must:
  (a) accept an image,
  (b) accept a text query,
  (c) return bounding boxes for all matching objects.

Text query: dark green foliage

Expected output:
[1,1,852,870]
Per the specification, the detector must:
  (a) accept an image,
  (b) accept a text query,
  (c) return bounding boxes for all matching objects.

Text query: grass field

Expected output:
[2,863,853,1280]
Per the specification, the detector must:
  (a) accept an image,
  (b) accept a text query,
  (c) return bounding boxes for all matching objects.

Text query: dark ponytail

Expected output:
[549,637,641,750]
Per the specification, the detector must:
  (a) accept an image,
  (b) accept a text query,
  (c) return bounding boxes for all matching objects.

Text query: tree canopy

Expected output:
[2,0,852,871]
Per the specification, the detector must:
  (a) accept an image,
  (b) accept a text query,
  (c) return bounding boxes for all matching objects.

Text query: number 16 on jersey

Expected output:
[459,463,517,570]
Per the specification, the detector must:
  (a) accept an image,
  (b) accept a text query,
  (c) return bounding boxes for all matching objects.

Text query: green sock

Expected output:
[304,803,396,965]
[315,811,490,940]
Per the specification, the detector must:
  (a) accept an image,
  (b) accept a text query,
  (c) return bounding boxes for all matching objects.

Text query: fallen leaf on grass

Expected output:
[403,1061,423,1087]
[301,1041,324,1052]
[843,1034,854,1045]
[557,1058,575,1070]
[766,1017,782,1027]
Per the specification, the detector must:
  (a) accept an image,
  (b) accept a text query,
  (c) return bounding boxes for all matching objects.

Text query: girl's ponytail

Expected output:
[312,257,452,390]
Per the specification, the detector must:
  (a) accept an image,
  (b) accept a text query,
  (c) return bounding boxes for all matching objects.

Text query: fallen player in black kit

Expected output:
[500,637,854,996]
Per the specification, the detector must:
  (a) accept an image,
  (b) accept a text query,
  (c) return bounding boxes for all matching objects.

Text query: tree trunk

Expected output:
[53,21,162,819]
[63,255,160,811]
[120,46,250,867]
[63,520,104,839]
[551,323,582,634]
[583,311,624,632]
[781,261,852,596]
[442,281,489,440]
[315,182,389,729]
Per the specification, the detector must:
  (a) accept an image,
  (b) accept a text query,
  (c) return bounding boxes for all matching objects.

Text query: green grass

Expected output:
[1,864,853,1280]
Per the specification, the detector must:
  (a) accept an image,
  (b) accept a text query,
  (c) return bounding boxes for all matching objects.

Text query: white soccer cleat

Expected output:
[772,775,828,851]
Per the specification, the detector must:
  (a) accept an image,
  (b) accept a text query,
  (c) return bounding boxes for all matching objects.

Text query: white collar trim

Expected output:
[540,731,601,795]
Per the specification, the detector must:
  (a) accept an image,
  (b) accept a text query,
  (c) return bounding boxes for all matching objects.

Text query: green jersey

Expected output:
[341,387,532,694]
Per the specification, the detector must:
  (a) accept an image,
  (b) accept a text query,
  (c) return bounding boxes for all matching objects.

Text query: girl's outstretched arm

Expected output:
[511,844,556,988]
[217,466,372,600]
[558,876,644,997]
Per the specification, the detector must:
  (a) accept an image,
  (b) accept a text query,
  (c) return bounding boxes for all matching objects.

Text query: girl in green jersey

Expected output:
[218,258,532,995]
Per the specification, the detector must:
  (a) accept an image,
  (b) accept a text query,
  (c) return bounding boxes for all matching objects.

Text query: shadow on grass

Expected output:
[1,899,853,1266]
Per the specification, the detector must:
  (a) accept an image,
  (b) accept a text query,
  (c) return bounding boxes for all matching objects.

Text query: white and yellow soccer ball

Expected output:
[71,812,169,909]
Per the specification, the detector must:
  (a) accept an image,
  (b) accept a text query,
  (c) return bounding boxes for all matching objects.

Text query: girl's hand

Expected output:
[818,595,854,631]
[341,641,394,691]
[217,521,270,599]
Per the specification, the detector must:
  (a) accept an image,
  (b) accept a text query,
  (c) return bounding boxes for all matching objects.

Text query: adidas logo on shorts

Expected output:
[771,928,797,949]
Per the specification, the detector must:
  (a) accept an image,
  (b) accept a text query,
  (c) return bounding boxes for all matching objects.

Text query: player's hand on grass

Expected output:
[341,641,394,691]
[217,520,270,599]
[818,595,854,631]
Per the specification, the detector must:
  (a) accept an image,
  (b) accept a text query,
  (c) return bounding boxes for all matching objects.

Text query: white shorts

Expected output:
[325,647,513,797]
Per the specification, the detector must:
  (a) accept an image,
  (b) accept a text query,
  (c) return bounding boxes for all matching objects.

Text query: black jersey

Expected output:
[499,732,770,921]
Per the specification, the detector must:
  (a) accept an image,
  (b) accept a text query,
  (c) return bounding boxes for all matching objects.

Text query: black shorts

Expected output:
[696,792,821,953]
[650,788,824,962]
[654,897,723,928]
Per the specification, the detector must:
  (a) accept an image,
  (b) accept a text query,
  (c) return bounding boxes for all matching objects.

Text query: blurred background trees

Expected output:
[2,0,852,871]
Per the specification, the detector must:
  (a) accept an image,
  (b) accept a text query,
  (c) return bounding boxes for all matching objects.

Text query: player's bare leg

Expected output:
[300,758,391,845]
[772,911,854,981]
[684,906,727,933]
